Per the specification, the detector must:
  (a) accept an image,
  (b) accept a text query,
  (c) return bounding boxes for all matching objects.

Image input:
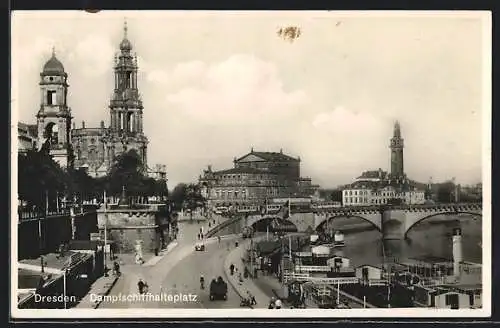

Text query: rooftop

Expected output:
[42,52,66,75]
[356,169,388,180]
[18,269,46,289]
[214,167,272,175]
[236,150,299,163]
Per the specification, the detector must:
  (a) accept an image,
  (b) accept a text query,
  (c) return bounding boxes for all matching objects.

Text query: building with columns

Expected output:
[18,21,166,181]
[198,148,319,208]
[341,121,426,206]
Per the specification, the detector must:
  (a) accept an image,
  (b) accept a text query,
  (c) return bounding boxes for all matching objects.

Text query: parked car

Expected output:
[195,242,205,251]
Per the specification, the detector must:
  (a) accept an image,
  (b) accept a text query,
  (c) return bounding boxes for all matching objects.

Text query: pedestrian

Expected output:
[138,279,145,294]
[218,236,221,244]
[230,264,235,275]
[275,298,282,309]
[254,267,258,278]
[247,291,257,305]
[268,297,276,309]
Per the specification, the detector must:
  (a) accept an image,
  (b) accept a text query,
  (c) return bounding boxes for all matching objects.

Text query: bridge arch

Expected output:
[316,214,382,232]
[249,216,298,233]
[404,211,482,238]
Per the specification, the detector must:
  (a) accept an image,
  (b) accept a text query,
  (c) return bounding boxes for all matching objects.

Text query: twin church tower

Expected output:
[35,21,149,177]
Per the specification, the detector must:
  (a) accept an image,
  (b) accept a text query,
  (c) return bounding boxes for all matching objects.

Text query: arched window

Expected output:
[44,123,58,145]
[89,148,97,162]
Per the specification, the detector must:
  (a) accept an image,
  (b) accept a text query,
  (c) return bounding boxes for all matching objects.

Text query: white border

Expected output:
[10,10,492,319]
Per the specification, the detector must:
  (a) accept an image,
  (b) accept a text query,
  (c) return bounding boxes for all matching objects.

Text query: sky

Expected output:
[11,11,490,188]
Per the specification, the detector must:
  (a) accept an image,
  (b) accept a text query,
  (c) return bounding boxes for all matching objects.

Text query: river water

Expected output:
[213,214,483,268]
[329,214,483,268]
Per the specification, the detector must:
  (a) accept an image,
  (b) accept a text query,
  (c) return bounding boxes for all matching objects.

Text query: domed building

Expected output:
[20,21,166,180]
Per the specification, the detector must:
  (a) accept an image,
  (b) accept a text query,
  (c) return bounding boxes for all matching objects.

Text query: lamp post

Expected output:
[63,268,67,309]
[103,190,108,277]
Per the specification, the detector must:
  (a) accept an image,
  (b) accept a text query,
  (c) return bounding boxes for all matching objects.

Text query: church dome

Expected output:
[120,37,132,51]
[43,52,65,75]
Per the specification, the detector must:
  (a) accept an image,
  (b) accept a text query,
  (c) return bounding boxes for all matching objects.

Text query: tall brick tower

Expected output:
[390,120,404,181]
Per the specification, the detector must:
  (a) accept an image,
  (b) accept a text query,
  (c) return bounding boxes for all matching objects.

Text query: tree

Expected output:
[67,167,100,201]
[329,189,343,202]
[106,149,146,197]
[18,150,72,210]
[436,182,455,203]
[169,183,205,212]
[170,183,188,210]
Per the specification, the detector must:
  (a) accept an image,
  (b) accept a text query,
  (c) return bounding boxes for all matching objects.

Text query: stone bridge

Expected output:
[209,203,482,240]
[244,212,316,233]
[314,203,482,240]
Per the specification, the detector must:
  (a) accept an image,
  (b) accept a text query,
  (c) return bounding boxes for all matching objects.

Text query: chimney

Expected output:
[100,120,105,129]
[82,121,85,129]
[72,122,76,129]
[208,165,212,172]
[251,147,254,153]
[280,148,283,154]
[452,228,463,278]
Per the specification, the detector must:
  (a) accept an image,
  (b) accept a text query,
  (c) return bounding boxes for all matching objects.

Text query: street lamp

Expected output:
[103,190,108,277]
[63,268,67,309]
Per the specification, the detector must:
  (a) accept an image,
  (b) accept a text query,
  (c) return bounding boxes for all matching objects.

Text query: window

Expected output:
[47,90,56,105]
[126,72,132,88]
[445,293,459,308]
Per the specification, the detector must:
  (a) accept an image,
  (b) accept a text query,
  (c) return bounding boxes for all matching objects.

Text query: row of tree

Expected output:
[169,183,206,212]
[18,149,168,211]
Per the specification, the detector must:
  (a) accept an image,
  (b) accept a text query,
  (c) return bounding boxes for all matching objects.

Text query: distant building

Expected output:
[147,164,167,181]
[198,148,319,208]
[17,123,38,153]
[341,122,426,206]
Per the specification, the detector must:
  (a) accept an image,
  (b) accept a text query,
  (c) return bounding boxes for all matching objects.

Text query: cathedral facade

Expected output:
[71,21,148,177]
[22,22,164,180]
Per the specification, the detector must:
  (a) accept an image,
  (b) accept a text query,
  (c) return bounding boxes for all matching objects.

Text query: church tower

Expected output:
[106,20,148,169]
[36,48,73,168]
[390,120,404,181]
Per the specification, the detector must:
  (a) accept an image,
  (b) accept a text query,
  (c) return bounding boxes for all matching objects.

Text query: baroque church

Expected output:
[19,21,166,180]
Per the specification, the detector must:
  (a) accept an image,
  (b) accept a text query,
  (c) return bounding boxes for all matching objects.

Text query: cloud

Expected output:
[161,54,308,123]
[142,54,309,184]
[312,106,385,133]
[67,35,115,77]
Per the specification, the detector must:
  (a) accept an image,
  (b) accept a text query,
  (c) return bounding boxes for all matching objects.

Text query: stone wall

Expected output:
[97,209,170,253]
[289,212,315,232]
[18,211,98,260]
[382,209,406,240]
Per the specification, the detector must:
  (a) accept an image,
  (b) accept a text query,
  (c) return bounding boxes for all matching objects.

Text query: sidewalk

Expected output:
[223,239,271,308]
[75,273,118,308]
[143,241,179,267]
[224,235,323,309]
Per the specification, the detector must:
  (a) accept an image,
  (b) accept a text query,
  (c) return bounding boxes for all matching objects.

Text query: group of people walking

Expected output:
[268,297,283,309]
